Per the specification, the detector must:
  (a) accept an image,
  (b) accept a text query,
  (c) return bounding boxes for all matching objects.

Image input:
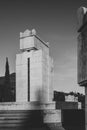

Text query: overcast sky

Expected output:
[0,0,86,94]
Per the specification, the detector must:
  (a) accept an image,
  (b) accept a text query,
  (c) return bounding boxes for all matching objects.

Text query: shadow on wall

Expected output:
[18,90,64,130]
[19,110,49,130]
[19,90,50,130]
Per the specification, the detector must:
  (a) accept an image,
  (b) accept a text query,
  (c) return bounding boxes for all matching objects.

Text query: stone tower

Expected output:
[16,29,53,103]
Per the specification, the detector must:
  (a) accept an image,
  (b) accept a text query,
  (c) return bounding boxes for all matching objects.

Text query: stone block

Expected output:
[44,109,61,123]
[20,36,34,50]
[20,33,49,52]
[0,102,55,110]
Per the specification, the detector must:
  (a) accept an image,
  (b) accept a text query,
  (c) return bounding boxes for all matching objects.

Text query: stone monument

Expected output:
[0,29,63,129]
[77,7,87,130]
[16,29,53,103]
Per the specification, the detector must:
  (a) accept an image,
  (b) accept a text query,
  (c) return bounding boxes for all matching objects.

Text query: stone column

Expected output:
[85,87,87,130]
[77,7,87,130]
[16,29,54,103]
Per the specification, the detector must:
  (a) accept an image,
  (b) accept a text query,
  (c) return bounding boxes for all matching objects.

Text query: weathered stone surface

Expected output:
[77,30,87,86]
[0,102,55,110]
[20,30,49,51]
[44,110,61,123]
[77,7,87,30]
[20,36,35,50]
[16,30,53,103]
[0,109,65,130]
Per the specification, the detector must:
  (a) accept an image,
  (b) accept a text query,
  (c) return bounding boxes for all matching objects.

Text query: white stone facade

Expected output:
[16,29,53,103]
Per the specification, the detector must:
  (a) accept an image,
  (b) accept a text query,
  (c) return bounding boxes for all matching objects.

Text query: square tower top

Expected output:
[20,29,49,51]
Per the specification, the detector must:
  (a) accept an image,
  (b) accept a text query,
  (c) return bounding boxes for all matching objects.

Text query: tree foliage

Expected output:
[3,57,13,102]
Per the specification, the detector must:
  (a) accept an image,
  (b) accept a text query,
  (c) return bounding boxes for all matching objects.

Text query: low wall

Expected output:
[0,101,55,110]
[56,101,78,109]
[0,103,62,130]
[0,102,84,130]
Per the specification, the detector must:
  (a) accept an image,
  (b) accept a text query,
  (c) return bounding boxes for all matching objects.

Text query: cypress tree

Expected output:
[5,57,10,83]
[4,57,12,102]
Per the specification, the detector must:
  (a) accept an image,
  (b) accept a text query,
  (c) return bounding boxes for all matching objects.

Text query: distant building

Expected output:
[65,95,78,102]
[54,91,82,109]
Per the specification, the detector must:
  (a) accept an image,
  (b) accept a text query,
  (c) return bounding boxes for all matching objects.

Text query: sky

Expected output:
[0,0,86,94]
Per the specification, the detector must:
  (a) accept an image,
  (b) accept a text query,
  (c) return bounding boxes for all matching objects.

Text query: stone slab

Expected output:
[0,102,55,110]
[20,36,34,50]
[44,109,61,123]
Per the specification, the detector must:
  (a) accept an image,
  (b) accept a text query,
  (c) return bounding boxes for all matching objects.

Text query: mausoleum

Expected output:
[16,29,53,103]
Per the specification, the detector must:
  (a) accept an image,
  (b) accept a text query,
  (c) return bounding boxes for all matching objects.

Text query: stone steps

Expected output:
[0,110,45,130]
[0,109,62,130]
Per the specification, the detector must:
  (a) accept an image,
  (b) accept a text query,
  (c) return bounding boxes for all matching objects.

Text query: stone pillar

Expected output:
[85,87,87,130]
[16,29,53,103]
[77,7,87,130]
